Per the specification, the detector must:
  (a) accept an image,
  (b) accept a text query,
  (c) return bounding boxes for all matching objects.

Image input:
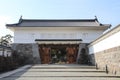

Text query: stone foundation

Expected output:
[89,54,95,65]
[12,43,40,64]
[11,43,90,65]
[77,43,90,64]
[95,46,120,75]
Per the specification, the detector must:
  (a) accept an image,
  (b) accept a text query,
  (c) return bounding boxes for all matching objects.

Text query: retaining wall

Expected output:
[89,24,120,75]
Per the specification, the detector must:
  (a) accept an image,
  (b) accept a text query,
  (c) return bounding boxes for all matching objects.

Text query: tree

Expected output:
[0,34,13,47]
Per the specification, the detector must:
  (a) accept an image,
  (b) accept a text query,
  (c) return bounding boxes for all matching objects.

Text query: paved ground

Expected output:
[0,64,120,80]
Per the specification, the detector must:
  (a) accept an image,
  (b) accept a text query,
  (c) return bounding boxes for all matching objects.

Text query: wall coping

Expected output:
[89,24,120,46]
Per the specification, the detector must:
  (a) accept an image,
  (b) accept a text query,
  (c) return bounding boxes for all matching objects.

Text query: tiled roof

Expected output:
[6,18,111,27]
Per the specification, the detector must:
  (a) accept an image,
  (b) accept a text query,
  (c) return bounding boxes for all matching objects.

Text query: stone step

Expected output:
[2,77,120,80]
[31,64,96,69]
[10,71,119,77]
[1,64,120,80]
[27,69,105,72]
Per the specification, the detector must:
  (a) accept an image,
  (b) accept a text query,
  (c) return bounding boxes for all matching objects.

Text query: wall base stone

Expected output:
[95,46,120,75]
[12,43,41,64]
[89,54,95,65]
[77,43,90,64]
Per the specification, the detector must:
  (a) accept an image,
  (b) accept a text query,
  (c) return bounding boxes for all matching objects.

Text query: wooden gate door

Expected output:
[39,46,51,64]
[66,47,77,64]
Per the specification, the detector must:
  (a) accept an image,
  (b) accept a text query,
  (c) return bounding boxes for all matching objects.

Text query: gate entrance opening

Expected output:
[38,44,79,64]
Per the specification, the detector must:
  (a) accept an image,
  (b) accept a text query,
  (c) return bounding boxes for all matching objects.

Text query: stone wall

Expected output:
[11,43,91,65]
[12,43,40,64]
[89,54,95,65]
[77,43,90,64]
[95,45,120,75]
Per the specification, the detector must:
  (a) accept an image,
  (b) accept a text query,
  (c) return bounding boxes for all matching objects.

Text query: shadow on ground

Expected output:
[0,68,29,80]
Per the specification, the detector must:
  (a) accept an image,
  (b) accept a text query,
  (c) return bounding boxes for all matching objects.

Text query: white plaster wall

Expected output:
[13,27,103,43]
[89,30,120,54]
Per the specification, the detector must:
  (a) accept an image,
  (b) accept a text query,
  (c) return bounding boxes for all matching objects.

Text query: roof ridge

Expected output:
[21,18,96,21]
[6,18,111,28]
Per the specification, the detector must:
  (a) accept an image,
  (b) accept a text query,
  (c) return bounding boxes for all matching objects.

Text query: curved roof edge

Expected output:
[6,18,111,27]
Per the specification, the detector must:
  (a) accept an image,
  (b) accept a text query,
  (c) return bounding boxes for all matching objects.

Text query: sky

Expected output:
[0,0,120,38]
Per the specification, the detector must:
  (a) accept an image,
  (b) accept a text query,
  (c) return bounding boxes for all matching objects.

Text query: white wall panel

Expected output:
[13,27,103,43]
[89,30,120,54]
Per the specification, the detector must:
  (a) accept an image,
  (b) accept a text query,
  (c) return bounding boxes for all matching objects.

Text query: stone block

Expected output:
[94,45,120,75]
